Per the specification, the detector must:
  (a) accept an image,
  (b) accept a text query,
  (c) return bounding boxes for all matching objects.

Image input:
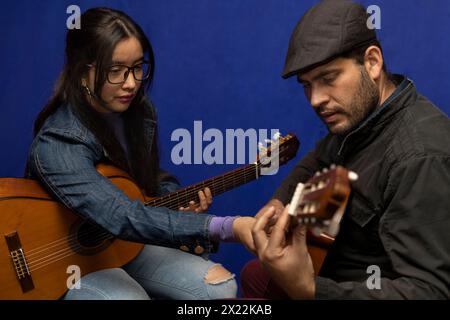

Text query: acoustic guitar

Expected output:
[0,133,299,299]
[288,165,358,274]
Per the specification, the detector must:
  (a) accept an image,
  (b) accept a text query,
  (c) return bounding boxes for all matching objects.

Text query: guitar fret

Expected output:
[143,134,298,208]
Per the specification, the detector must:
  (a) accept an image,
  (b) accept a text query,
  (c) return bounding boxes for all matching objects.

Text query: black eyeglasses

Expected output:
[87,61,151,85]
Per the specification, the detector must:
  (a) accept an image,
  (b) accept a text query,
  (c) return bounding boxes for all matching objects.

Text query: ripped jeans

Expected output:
[63,245,237,300]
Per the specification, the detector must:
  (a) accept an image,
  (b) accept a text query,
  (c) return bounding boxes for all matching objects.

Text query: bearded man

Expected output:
[241,0,450,299]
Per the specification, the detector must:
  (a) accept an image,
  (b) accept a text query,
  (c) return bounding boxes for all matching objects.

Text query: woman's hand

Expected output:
[178,187,212,213]
[232,216,257,254]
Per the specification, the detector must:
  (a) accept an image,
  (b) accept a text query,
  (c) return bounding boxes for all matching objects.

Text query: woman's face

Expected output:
[86,36,144,113]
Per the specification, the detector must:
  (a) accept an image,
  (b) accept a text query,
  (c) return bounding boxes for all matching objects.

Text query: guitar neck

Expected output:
[144,163,260,210]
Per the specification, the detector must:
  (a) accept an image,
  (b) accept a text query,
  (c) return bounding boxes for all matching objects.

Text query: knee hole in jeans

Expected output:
[204,264,234,285]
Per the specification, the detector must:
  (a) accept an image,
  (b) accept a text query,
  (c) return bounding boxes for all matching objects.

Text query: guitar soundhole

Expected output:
[70,220,114,255]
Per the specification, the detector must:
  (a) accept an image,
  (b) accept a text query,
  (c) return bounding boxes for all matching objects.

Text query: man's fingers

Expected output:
[292,224,308,249]
[252,206,276,251]
[267,204,291,250]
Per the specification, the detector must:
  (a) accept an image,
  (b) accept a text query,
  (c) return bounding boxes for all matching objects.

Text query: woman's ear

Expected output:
[364,45,384,81]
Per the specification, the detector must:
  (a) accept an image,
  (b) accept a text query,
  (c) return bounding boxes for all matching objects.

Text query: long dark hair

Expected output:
[34,7,161,195]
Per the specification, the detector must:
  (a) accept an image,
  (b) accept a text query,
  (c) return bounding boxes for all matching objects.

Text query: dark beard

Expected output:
[332,68,380,136]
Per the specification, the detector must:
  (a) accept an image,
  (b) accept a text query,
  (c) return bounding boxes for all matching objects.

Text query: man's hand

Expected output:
[252,205,316,299]
[179,187,212,213]
[255,199,285,234]
[232,216,257,254]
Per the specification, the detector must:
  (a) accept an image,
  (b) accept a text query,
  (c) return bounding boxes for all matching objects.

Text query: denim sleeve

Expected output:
[27,128,217,253]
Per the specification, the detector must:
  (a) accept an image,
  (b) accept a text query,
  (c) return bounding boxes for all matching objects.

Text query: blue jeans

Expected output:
[63,245,237,300]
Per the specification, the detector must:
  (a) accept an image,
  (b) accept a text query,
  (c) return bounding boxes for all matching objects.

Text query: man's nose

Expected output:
[309,87,330,110]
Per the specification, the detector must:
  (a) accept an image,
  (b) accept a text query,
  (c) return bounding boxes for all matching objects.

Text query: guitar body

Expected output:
[0,134,300,299]
[288,165,355,275]
[0,164,144,300]
[307,233,335,275]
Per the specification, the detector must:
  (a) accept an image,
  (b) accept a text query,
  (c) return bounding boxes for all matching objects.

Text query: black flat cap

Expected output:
[282,0,377,79]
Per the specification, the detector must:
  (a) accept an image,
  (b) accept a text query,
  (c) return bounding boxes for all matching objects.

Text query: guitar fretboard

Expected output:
[144,163,260,210]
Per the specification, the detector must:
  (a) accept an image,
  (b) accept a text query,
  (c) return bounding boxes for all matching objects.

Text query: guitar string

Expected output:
[29,166,258,270]
[28,232,113,268]
[145,164,259,208]
[25,165,259,256]
[26,166,261,271]
[30,163,301,272]
[153,149,289,209]
[29,233,115,272]
[28,155,296,272]
[27,166,258,270]
[24,165,262,268]
[24,142,294,272]
[25,166,259,259]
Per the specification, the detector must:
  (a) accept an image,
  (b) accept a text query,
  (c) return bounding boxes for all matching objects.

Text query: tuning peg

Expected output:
[327,219,341,237]
[272,132,281,140]
[330,164,336,169]
[304,203,311,213]
[258,142,267,151]
[348,171,359,181]
[311,227,322,237]
[322,168,329,173]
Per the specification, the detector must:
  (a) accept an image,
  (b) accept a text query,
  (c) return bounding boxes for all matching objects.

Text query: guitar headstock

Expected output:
[257,133,300,170]
[288,165,358,237]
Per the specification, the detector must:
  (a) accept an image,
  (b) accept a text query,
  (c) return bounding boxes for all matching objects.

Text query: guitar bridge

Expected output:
[5,231,34,293]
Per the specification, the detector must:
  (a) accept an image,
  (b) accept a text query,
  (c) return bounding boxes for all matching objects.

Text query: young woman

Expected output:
[26,7,255,300]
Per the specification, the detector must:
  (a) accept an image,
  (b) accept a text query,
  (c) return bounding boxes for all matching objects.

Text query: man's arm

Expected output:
[314,156,450,299]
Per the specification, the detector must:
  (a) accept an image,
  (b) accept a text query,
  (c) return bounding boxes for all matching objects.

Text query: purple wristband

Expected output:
[209,216,238,242]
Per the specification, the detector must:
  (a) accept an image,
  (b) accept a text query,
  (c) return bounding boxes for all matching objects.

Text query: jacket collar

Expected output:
[336,75,416,157]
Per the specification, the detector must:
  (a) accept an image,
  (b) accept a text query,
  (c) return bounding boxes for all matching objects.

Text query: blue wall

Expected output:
[1,0,449,293]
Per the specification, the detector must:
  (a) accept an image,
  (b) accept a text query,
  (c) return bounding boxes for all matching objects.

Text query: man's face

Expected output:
[297,57,380,135]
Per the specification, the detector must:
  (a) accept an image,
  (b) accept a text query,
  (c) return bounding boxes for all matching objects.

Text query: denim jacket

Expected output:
[26,104,216,253]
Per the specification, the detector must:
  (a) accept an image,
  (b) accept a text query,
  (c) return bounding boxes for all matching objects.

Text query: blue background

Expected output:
[1,1,449,295]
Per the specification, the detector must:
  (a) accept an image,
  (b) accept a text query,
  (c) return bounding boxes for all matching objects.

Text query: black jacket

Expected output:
[273,76,450,299]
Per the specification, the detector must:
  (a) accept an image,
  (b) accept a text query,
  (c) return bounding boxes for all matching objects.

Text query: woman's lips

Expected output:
[116,95,134,104]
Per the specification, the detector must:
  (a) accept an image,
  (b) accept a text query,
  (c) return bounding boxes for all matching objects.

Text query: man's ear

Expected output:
[364,45,384,81]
